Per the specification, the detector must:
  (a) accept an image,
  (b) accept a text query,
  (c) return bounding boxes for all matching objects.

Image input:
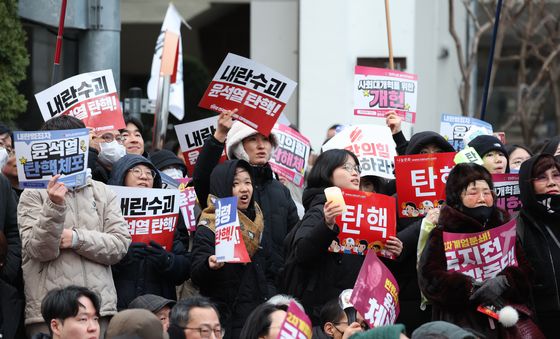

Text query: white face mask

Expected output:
[98,141,126,164]
[162,167,184,180]
[0,148,8,169]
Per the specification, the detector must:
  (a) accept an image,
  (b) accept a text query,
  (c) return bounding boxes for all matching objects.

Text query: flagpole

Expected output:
[51,0,68,85]
[479,0,504,121]
[384,0,394,70]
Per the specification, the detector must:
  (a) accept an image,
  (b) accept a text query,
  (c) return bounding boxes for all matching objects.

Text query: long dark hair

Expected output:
[238,303,288,339]
[307,149,360,189]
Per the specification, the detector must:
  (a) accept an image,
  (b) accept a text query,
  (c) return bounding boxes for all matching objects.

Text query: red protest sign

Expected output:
[277,301,312,339]
[394,152,456,218]
[198,53,297,136]
[110,186,180,251]
[178,179,198,232]
[269,124,311,187]
[492,174,522,215]
[329,189,396,258]
[351,251,400,327]
[443,219,518,282]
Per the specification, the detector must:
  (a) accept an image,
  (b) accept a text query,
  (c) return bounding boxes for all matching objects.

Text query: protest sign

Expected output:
[14,128,89,189]
[276,301,312,339]
[199,53,297,136]
[440,114,493,151]
[351,251,400,327]
[330,189,396,259]
[178,178,198,232]
[443,218,517,282]
[214,196,251,263]
[322,125,397,179]
[492,174,522,215]
[395,153,455,218]
[110,186,180,251]
[35,69,125,132]
[174,116,226,176]
[354,66,417,123]
[454,146,484,165]
[269,124,311,187]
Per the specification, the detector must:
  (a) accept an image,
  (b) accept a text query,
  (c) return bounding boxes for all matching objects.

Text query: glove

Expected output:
[469,275,509,304]
[145,240,172,270]
[129,242,149,261]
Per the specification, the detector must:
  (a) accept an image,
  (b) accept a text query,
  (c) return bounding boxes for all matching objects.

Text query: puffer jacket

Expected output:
[18,178,131,325]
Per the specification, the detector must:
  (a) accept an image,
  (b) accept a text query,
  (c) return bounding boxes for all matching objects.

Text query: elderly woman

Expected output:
[517,154,560,338]
[418,163,533,338]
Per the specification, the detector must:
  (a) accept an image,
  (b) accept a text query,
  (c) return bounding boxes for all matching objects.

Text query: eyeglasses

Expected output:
[98,133,125,144]
[533,171,560,184]
[184,326,225,338]
[341,163,361,175]
[128,167,156,179]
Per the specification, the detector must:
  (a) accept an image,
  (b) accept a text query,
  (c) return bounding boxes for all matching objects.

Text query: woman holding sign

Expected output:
[191,159,274,339]
[289,149,402,324]
[517,154,560,338]
[418,163,535,338]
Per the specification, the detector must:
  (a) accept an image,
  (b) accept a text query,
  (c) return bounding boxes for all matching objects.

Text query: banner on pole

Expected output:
[14,128,89,189]
[199,53,297,136]
[394,153,455,218]
[269,124,311,187]
[110,186,180,251]
[354,66,418,124]
[35,70,125,132]
[330,189,397,259]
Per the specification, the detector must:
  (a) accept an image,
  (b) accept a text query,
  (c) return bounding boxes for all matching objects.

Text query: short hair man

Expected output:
[41,286,101,339]
[168,296,223,339]
[120,115,145,156]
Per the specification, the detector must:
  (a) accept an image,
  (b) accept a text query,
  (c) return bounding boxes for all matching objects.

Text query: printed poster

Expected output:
[214,196,251,263]
[199,53,297,136]
[269,124,311,187]
[394,153,456,218]
[174,116,227,176]
[276,301,312,339]
[178,178,198,232]
[351,251,400,327]
[14,128,89,189]
[35,69,125,132]
[443,219,517,282]
[354,66,418,123]
[110,186,180,251]
[322,124,397,179]
[440,114,493,151]
[492,174,522,215]
[330,189,397,259]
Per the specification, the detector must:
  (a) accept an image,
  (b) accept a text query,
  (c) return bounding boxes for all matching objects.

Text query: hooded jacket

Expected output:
[404,131,455,155]
[516,154,560,337]
[418,205,533,339]
[193,134,299,281]
[18,178,131,325]
[109,154,190,309]
[292,187,364,324]
[191,160,274,339]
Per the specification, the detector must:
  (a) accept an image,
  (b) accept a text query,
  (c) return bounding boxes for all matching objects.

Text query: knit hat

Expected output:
[149,149,187,176]
[106,309,169,339]
[349,324,406,339]
[411,321,477,339]
[468,135,507,158]
[225,121,277,162]
[445,162,493,210]
[128,294,176,313]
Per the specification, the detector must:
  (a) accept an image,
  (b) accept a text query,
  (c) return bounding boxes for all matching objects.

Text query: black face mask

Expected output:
[461,206,494,224]
[536,194,560,215]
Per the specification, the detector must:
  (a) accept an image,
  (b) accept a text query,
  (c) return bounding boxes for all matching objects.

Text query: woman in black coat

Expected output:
[191,159,275,339]
[418,163,533,339]
[292,149,402,324]
[517,154,560,338]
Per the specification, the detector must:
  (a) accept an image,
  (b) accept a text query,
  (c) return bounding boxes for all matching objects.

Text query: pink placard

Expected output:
[276,301,312,339]
[443,218,517,282]
[350,251,400,327]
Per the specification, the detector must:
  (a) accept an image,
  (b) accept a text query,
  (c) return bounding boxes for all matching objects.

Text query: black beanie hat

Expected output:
[445,163,493,209]
[149,149,188,176]
[468,135,507,158]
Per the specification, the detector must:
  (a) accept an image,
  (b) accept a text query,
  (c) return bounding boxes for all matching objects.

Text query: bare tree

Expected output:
[449,0,560,145]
